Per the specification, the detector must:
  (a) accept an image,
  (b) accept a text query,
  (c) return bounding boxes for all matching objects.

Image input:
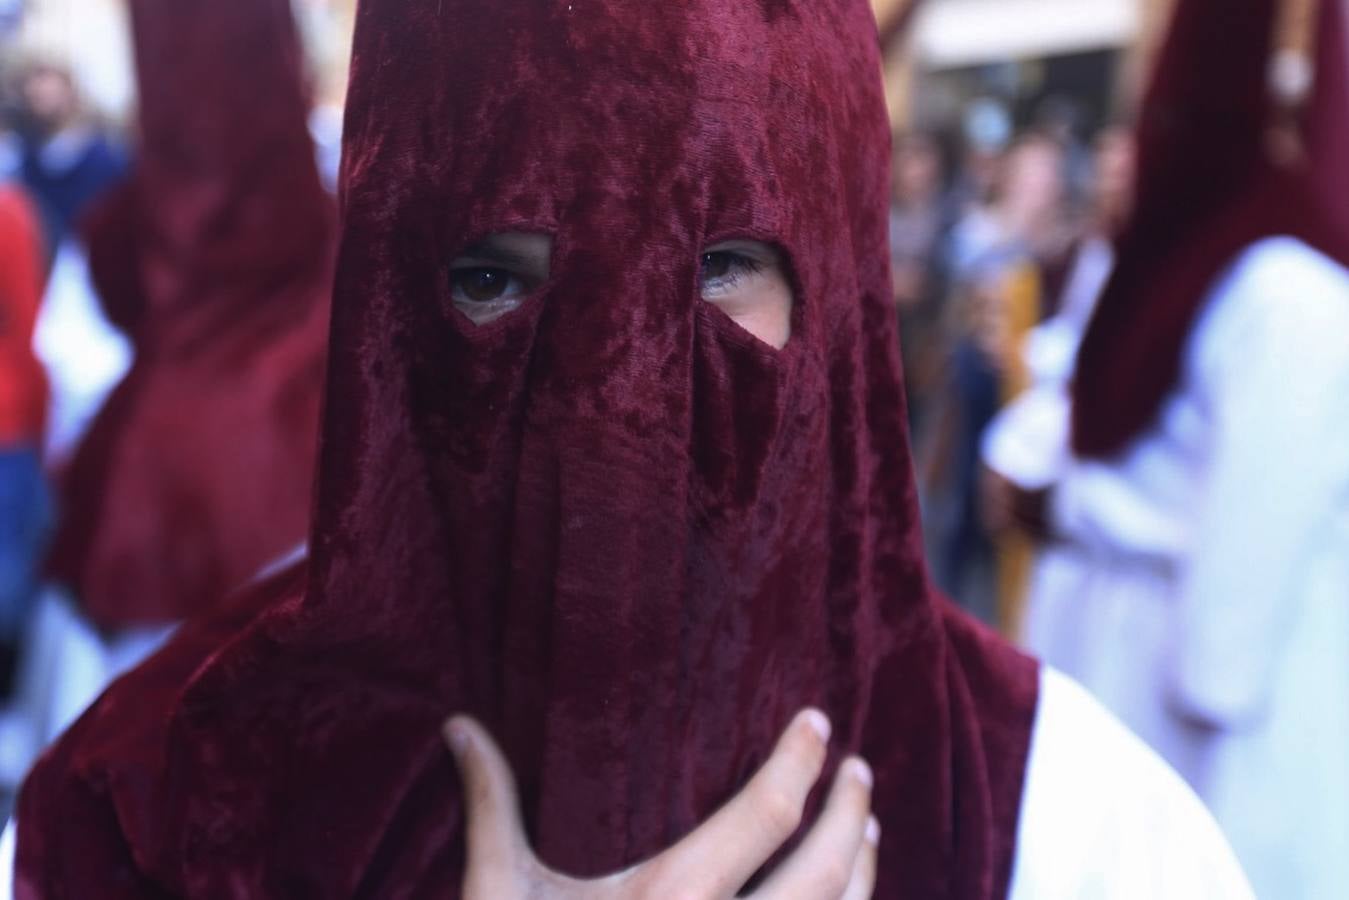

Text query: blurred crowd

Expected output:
[886,106,1136,630]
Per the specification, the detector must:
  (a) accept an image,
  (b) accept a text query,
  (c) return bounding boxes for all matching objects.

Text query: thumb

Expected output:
[444,716,533,897]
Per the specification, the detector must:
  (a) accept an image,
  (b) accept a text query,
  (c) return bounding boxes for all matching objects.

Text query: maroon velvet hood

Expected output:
[46,0,335,627]
[18,1,1037,896]
[1073,0,1349,457]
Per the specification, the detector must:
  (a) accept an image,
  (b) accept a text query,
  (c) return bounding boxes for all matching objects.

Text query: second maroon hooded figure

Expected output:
[45,0,334,629]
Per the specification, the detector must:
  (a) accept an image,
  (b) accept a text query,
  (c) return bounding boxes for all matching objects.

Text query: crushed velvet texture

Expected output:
[45,0,335,628]
[18,1,1038,898]
[1072,0,1349,458]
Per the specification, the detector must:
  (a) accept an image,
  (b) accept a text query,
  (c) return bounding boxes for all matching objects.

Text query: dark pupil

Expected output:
[458,268,509,303]
[701,252,733,280]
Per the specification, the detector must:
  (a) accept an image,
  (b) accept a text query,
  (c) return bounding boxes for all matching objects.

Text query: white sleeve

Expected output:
[0,819,14,900]
[981,384,1073,491]
[1010,668,1253,900]
[1170,240,1349,726]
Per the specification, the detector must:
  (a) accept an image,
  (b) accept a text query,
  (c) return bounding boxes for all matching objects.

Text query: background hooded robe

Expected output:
[42,0,335,632]
[1020,0,1349,895]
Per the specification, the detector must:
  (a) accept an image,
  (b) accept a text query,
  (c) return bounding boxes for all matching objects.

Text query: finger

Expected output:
[840,817,880,900]
[444,716,533,897]
[635,709,832,898]
[753,757,874,900]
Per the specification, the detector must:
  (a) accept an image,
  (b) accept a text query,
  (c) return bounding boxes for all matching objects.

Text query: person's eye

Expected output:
[448,266,530,325]
[699,250,765,299]
[445,232,553,326]
[451,267,526,305]
[697,240,795,349]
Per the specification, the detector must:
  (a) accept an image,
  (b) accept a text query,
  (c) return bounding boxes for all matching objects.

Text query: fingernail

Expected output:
[443,718,472,758]
[846,757,873,790]
[801,708,832,743]
[865,815,881,846]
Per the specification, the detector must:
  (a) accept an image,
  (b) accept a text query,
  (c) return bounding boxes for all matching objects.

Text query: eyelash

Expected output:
[701,251,766,293]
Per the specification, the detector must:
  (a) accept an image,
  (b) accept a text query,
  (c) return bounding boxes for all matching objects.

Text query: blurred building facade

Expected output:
[878,0,1177,132]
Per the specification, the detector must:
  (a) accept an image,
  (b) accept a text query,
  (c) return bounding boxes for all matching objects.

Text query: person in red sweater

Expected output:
[0,181,51,696]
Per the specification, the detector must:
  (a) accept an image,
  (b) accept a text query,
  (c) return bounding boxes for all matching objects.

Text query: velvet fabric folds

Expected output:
[18,1,1037,897]
[44,0,334,628]
[1072,0,1349,458]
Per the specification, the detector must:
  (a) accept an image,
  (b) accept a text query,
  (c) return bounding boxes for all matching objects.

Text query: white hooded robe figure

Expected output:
[987,0,1349,894]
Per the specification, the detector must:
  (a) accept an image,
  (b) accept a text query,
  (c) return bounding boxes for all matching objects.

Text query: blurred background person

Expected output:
[4,47,134,478]
[925,129,1077,621]
[0,136,49,711]
[1032,94,1095,207]
[993,0,1349,893]
[889,130,954,446]
[10,59,125,267]
[7,0,335,787]
[948,97,1012,224]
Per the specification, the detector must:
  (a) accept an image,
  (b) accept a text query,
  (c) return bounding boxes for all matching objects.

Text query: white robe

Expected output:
[1020,236,1349,899]
[1010,668,1251,899]
[32,241,134,467]
[0,666,1252,899]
